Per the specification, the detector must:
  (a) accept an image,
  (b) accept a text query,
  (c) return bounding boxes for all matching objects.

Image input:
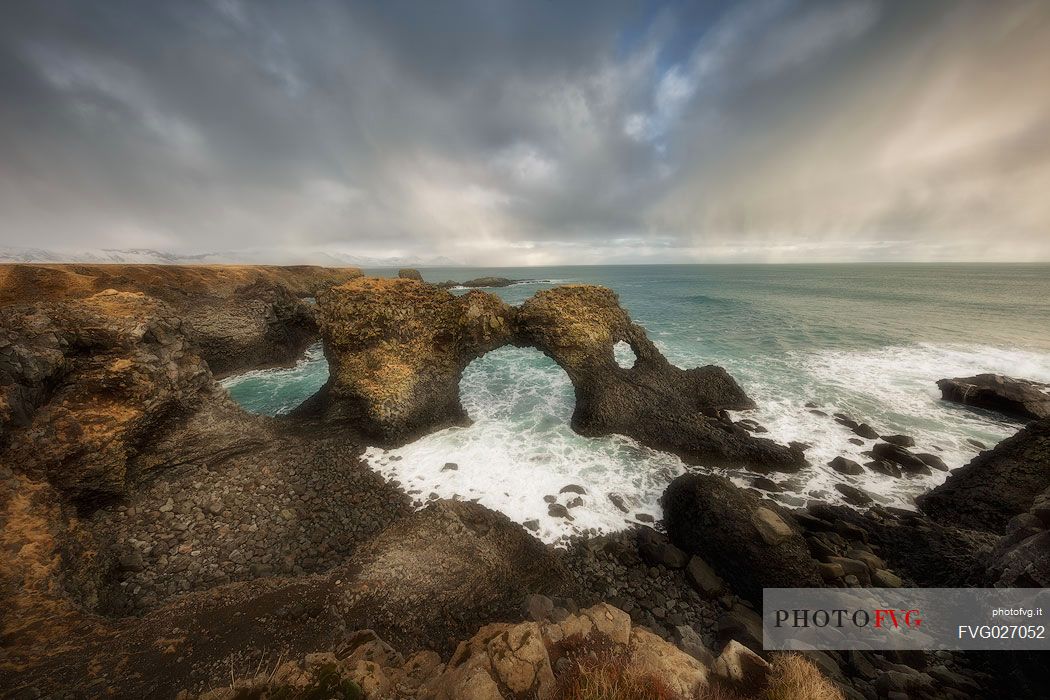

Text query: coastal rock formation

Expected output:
[332,500,569,653]
[937,374,1050,420]
[917,418,1050,533]
[988,486,1050,587]
[0,290,260,499]
[0,263,363,377]
[2,499,566,696]
[306,277,515,443]
[662,473,823,604]
[517,286,807,471]
[310,281,806,469]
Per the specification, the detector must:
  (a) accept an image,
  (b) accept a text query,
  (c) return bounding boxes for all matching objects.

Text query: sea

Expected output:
[222,264,1050,544]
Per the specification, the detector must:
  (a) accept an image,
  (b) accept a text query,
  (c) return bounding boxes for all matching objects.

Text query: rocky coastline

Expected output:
[2,265,1048,699]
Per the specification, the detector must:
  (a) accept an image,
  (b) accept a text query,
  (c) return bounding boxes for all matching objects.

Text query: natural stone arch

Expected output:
[304,279,808,472]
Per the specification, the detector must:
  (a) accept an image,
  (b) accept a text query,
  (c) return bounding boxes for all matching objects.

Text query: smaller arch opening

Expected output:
[613,340,637,369]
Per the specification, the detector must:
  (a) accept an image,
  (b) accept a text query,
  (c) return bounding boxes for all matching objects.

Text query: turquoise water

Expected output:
[222,264,1050,542]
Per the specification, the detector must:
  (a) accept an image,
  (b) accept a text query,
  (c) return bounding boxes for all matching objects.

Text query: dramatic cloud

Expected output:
[1,0,1048,263]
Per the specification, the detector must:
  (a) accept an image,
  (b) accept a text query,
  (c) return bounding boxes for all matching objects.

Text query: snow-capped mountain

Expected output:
[0,246,463,268]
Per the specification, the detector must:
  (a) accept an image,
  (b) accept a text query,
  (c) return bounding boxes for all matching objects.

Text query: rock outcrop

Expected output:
[988,486,1050,587]
[937,374,1050,421]
[518,286,807,472]
[0,263,363,377]
[332,500,569,653]
[662,473,823,604]
[917,418,1050,533]
[304,278,515,443]
[308,281,805,470]
[1,499,567,697]
[0,290,263,500]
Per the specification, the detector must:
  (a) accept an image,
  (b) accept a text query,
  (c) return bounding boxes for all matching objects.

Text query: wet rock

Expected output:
[663,474,822,604]
[829,456,864,475]
[853,423,880,439]
[750,477,783,492]
[915,453,948,471]
[865,460,902,478]
[881,434,916,448]
[937,374,1050,420]
[559,484,586,495]
[548,503,573,520]
[847,437,864,446]
[834,413,859,429]
[872,442,929,472]
[918,418,1050,533]
[441,462,458,471]
[607,493,629,513]
[835,483,873,506]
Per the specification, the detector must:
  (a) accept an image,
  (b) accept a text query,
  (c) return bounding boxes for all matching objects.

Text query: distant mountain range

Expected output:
[0,246,463,268]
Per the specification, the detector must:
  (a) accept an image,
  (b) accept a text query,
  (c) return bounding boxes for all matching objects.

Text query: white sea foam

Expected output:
[365,342,1049,542]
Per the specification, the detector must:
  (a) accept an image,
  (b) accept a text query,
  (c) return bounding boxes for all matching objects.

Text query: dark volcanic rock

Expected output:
[808,504,997,588]
[865,460,902,478]
[518,286,807,472]
[937,374,1050,420]
[915,453,948,471]
[881,434,916,448]
[872,442,929,472]
[852,423,879,439]
[835,483,873,506]
[662,473,822,604]
[461,276,518,288]
[918,418,1050,533]
[829,456,864,475]
[989,488,1050,587]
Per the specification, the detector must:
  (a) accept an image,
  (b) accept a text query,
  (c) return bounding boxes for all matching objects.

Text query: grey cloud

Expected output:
[0,0,1047,263]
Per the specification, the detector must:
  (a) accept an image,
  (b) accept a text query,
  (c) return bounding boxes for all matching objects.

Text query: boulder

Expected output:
[915,453,948,471]
[872,442,929,472]
[685,556,726,596]
[662,474,822,604]
[637,528,689,568]
[335,500,569,652]
[937,374,1050,421]
[989,488,1050,587]
[918,418,1050,533]
[835,483,873,506]
[829,456,864,475]
[518,286,807,472]
[881,434,915,448]
[306,278,515,444]
[853,423,880,439]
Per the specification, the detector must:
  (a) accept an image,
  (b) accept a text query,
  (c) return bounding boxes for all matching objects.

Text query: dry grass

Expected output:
[552,652,687,700]
[762,654,844,700]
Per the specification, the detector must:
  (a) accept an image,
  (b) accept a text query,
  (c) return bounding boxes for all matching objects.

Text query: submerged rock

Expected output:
[937,374,1050,420]
[918,418,1050,533]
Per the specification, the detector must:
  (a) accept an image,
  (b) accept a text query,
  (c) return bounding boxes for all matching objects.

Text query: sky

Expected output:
[1,0,1049,265]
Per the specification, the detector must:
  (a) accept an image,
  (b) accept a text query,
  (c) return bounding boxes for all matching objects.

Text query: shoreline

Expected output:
[2,264,1047,698]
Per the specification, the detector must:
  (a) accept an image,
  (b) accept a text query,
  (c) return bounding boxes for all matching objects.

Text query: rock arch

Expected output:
[303,278,807,472]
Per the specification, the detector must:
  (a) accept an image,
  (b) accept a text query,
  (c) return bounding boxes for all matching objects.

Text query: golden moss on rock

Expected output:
[312,278,515,443]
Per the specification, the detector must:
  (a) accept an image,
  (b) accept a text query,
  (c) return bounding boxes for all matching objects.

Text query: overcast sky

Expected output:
[2,0,1048,264]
